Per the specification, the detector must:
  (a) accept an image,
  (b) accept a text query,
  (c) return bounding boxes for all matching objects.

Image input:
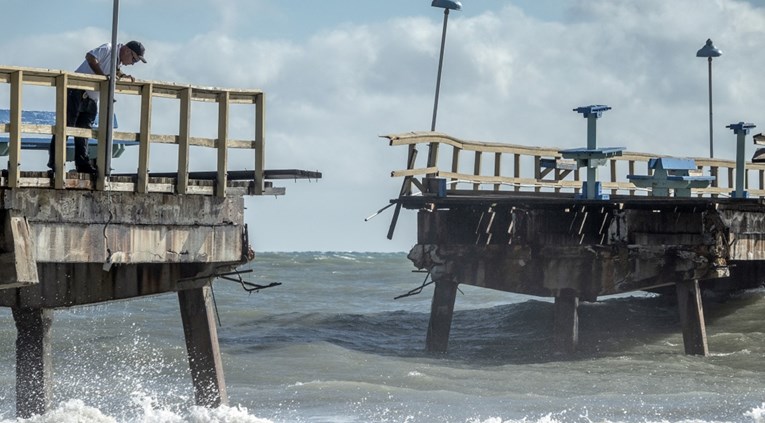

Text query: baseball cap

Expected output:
[125,41,147,63]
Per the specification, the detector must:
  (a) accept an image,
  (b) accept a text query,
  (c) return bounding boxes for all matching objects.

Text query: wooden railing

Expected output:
[0,65,265,196]
[384,131,765,198]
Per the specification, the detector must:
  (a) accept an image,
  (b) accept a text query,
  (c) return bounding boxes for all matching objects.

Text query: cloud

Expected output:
[3,0,765,251]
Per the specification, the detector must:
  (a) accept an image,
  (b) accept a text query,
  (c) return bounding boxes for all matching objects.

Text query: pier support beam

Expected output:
[553,289,579,354]
[12,307,52,418]
[426,280,458,353]
[178,286,228,407]
[675,280,709,356]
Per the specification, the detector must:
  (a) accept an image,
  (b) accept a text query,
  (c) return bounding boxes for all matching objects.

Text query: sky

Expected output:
[3,0,765,252]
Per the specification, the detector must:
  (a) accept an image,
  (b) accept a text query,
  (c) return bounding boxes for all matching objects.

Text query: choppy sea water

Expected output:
[0,252,763,423]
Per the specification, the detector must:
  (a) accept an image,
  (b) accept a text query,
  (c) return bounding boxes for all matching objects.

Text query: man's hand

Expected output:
[116,69,135,82]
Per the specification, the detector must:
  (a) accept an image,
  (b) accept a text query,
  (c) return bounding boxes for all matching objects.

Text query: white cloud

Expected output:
[3,0,765,251]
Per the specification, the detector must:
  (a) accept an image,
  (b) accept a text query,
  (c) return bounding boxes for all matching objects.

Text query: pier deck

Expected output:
[383,131,765,356]
[0,65,319,418]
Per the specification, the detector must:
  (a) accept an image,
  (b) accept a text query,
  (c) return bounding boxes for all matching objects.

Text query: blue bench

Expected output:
[0,109,134,161]
[559,146,625,200]
[627,157,714,197]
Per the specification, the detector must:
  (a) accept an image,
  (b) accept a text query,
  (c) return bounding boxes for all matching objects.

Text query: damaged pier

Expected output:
[383,129,765,357]
[0,65,319,418]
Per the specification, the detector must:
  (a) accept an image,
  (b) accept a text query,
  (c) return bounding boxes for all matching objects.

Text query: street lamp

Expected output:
[430,0,461,131]
[696,38,722,158]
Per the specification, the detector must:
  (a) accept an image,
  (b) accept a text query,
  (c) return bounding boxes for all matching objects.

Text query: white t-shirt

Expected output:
[75,42,122,101]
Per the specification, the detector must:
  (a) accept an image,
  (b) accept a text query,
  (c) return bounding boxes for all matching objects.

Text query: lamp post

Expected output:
[430,0,461,131]
[696,38,722,158]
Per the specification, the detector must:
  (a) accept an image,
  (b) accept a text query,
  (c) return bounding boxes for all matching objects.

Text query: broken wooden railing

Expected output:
[383,131,765,198]
[0,65,264,196]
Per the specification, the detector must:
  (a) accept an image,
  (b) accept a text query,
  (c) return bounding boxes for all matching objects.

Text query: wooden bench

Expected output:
[628,157,714,197]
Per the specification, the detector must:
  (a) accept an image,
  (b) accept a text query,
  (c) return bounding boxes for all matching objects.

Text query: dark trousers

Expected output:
[48,88,97,168]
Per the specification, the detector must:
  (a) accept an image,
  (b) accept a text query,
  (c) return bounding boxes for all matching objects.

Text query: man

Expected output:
[48,40,147,174]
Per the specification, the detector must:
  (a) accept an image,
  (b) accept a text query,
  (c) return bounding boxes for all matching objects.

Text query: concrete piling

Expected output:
[178,286,228,407]
[675,280,709,356]
[553,289,579,354]
[425,280,458,354]
[12,307,52,418]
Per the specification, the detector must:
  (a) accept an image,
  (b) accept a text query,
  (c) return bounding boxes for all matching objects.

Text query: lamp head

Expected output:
[431,0,462,11]
[696,39,722,58]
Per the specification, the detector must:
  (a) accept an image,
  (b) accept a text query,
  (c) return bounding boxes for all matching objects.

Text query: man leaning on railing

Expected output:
[47,40,147,174]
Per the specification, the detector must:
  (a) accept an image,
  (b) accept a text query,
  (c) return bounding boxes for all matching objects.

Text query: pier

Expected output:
[0,65,319,418]
[383,111,765,357]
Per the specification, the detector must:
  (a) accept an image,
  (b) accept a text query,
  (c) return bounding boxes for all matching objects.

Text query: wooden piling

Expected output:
[178,286,228,407]
[675,280,709,356]
[12,308,52,418]
[553,289,579,354]
[425,280,458,354]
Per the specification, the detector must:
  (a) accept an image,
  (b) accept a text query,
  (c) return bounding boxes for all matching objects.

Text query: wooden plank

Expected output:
[8,70,23,188]
[54,74,67,189]
[137,83,153,193]
[449,147,461,192]
[254,93,265,195]
[178,87,192,195]
[493,152,502,192]
[216,91,229,197]
[96,79,110,190]
[473,151,482,191]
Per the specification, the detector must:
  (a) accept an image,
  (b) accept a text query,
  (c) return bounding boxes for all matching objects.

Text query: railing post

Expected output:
[54,74,68,189]
[177,87,192,195]
[473,151,482,192]
[254,93,265,195]
[97,78,110,190]
[450,147,461,193]
[8,70,23,188]
[137,83,153,193]
[513,154,520,192]
[426,142,439,178]
[216,91,229,198]
[493,152,501,192]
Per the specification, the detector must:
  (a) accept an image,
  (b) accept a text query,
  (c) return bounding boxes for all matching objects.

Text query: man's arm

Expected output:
[85,53,107,76]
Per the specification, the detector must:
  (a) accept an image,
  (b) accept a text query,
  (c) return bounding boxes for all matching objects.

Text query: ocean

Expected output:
[0,252,763,423]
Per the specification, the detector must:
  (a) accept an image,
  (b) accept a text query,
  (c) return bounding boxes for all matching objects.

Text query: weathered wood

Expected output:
[137,83,154,194]
[216,91,229,197]
[54,74,68,189]
[12,307,52,419]
[254,93,265,194]
[0,213,39,288]
[96,79,109,190]
[553,289,579,354]
[383,131,765,198]
[675,280,709,356]
[178,286,228,407]
[178,87,192,194]
[9,70,22,188]
[425,280,458,354]
[0,65,276,197]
